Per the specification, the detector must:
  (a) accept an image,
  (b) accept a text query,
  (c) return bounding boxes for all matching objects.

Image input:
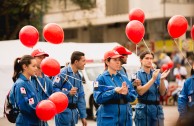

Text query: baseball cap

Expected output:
[31,49,49,57]
[104,50,123,60]
[113,46,132,55]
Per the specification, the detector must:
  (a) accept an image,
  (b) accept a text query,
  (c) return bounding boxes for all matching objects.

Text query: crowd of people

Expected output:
[7,45,194,126]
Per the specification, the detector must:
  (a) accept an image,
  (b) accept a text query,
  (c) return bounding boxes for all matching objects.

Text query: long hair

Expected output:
[12,55,34,82]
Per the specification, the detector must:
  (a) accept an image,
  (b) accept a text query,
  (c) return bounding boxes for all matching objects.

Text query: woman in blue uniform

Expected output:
[9,55,43,126]
[93,50,137,126]
[134,51,170,126]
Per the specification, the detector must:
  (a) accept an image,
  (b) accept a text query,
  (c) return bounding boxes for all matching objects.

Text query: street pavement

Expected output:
[0,106,178,126]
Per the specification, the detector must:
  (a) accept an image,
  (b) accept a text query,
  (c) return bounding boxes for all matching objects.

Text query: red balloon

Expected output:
[129,8,145,23]
[191,25,194,40]
[36,100,56,121]
[49,92,69,114]
[167,61,174,69]
[161,64,168,72]
[40,57,60,76]
[43,23,64,44]
[125,20,145,44]
[167,15,188,38]
[19,25,39,48]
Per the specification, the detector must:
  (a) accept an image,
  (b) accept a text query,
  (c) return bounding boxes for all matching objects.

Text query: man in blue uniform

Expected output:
[134,51,170,126]
[177,63,194,125]
[52,51,87,126]
[31,49,53,101]
[31,49,53,126]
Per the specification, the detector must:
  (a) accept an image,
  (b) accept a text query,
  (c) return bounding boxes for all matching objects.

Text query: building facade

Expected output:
[43,0,194,53]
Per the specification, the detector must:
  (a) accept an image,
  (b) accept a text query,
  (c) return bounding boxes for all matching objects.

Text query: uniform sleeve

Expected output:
[77,83,87,119]
[178,80,189,118]
[124,78,137,102]
[93,76,116,104]
[52,71,69,95]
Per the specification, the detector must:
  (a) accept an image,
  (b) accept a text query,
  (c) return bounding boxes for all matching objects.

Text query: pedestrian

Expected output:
[134,51,170,126]
[177,62,194,125]
[173,62,187,83]
[30,49,53,126]
[52,51,87,126]
[9,55,43,126]
[93,50,137,126]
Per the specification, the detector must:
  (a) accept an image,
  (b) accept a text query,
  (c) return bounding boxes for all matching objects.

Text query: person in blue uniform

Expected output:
[134,51,170,126]
[9,55,43,126]
[93,50,137,126]
[52,51,87,126]
[30,49,53,126]
[177,62,194,125]
[31,49,53,101]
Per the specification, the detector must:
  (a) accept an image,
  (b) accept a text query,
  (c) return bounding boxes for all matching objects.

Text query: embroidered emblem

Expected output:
[20,87,26,94]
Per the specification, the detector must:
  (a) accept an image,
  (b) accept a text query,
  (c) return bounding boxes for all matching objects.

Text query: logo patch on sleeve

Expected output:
[29,98,34,105]
[20,87,26,94]
[54,76,60,83]
[93,81,99,88]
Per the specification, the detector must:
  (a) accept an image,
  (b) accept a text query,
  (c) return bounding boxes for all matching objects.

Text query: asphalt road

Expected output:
[0,106,178,126]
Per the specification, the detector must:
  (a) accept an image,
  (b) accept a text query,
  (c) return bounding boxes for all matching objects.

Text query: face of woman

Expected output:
[107,58,121,71]
[24,59,38,77]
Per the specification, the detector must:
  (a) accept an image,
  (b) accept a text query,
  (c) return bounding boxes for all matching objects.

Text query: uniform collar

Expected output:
[19,73,29,81]
[139,68,154,74]
[104,70,121,76]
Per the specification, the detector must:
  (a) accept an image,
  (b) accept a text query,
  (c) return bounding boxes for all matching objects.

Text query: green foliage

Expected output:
[0,0,49,40]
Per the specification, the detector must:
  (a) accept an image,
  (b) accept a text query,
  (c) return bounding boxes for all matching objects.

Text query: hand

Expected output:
[161,70,170,80]
[152,69,160,80]
[133,79,141,87]
[120,82,128,95]
[81,118,87,126]
[69,87,77,96]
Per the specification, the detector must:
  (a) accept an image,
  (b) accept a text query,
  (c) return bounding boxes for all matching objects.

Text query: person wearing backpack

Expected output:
[52,51,87,126]
[30,49,53,126]
[9,55,43,126]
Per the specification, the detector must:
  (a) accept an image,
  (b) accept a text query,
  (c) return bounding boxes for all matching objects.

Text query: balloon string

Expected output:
[59,74,78,97]
[60,73,83,82]
[136,44,138,55]
[173,39,192,69]
[143,39,151,53]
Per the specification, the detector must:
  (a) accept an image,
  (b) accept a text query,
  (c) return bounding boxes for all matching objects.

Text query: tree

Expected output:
[0,0,95,40]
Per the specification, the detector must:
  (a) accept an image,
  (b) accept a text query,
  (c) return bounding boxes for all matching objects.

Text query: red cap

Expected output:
[113,46,132,55]
[31,49,49,57]
[104,50,123,60]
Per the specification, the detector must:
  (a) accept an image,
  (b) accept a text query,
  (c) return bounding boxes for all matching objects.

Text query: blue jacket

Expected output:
[9,74,41,126]
[93,70,137,126]
[31,74,53,100]
[52,66,87,126]
[178,75,194,118]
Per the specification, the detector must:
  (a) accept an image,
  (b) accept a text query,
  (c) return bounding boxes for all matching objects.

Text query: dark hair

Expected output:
[12,55,34,82]
[139,51,154,60]
[71,51,85,64]
[104,58,111,70]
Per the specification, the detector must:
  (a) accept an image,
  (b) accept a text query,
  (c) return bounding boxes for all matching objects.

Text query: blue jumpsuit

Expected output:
[31,74,53,126]
[118,66,133,126]
[93,70,137,126]
[9,74,42,126]
[134,69,164,126]
[178,75,194,120]
[52,66,87,126]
